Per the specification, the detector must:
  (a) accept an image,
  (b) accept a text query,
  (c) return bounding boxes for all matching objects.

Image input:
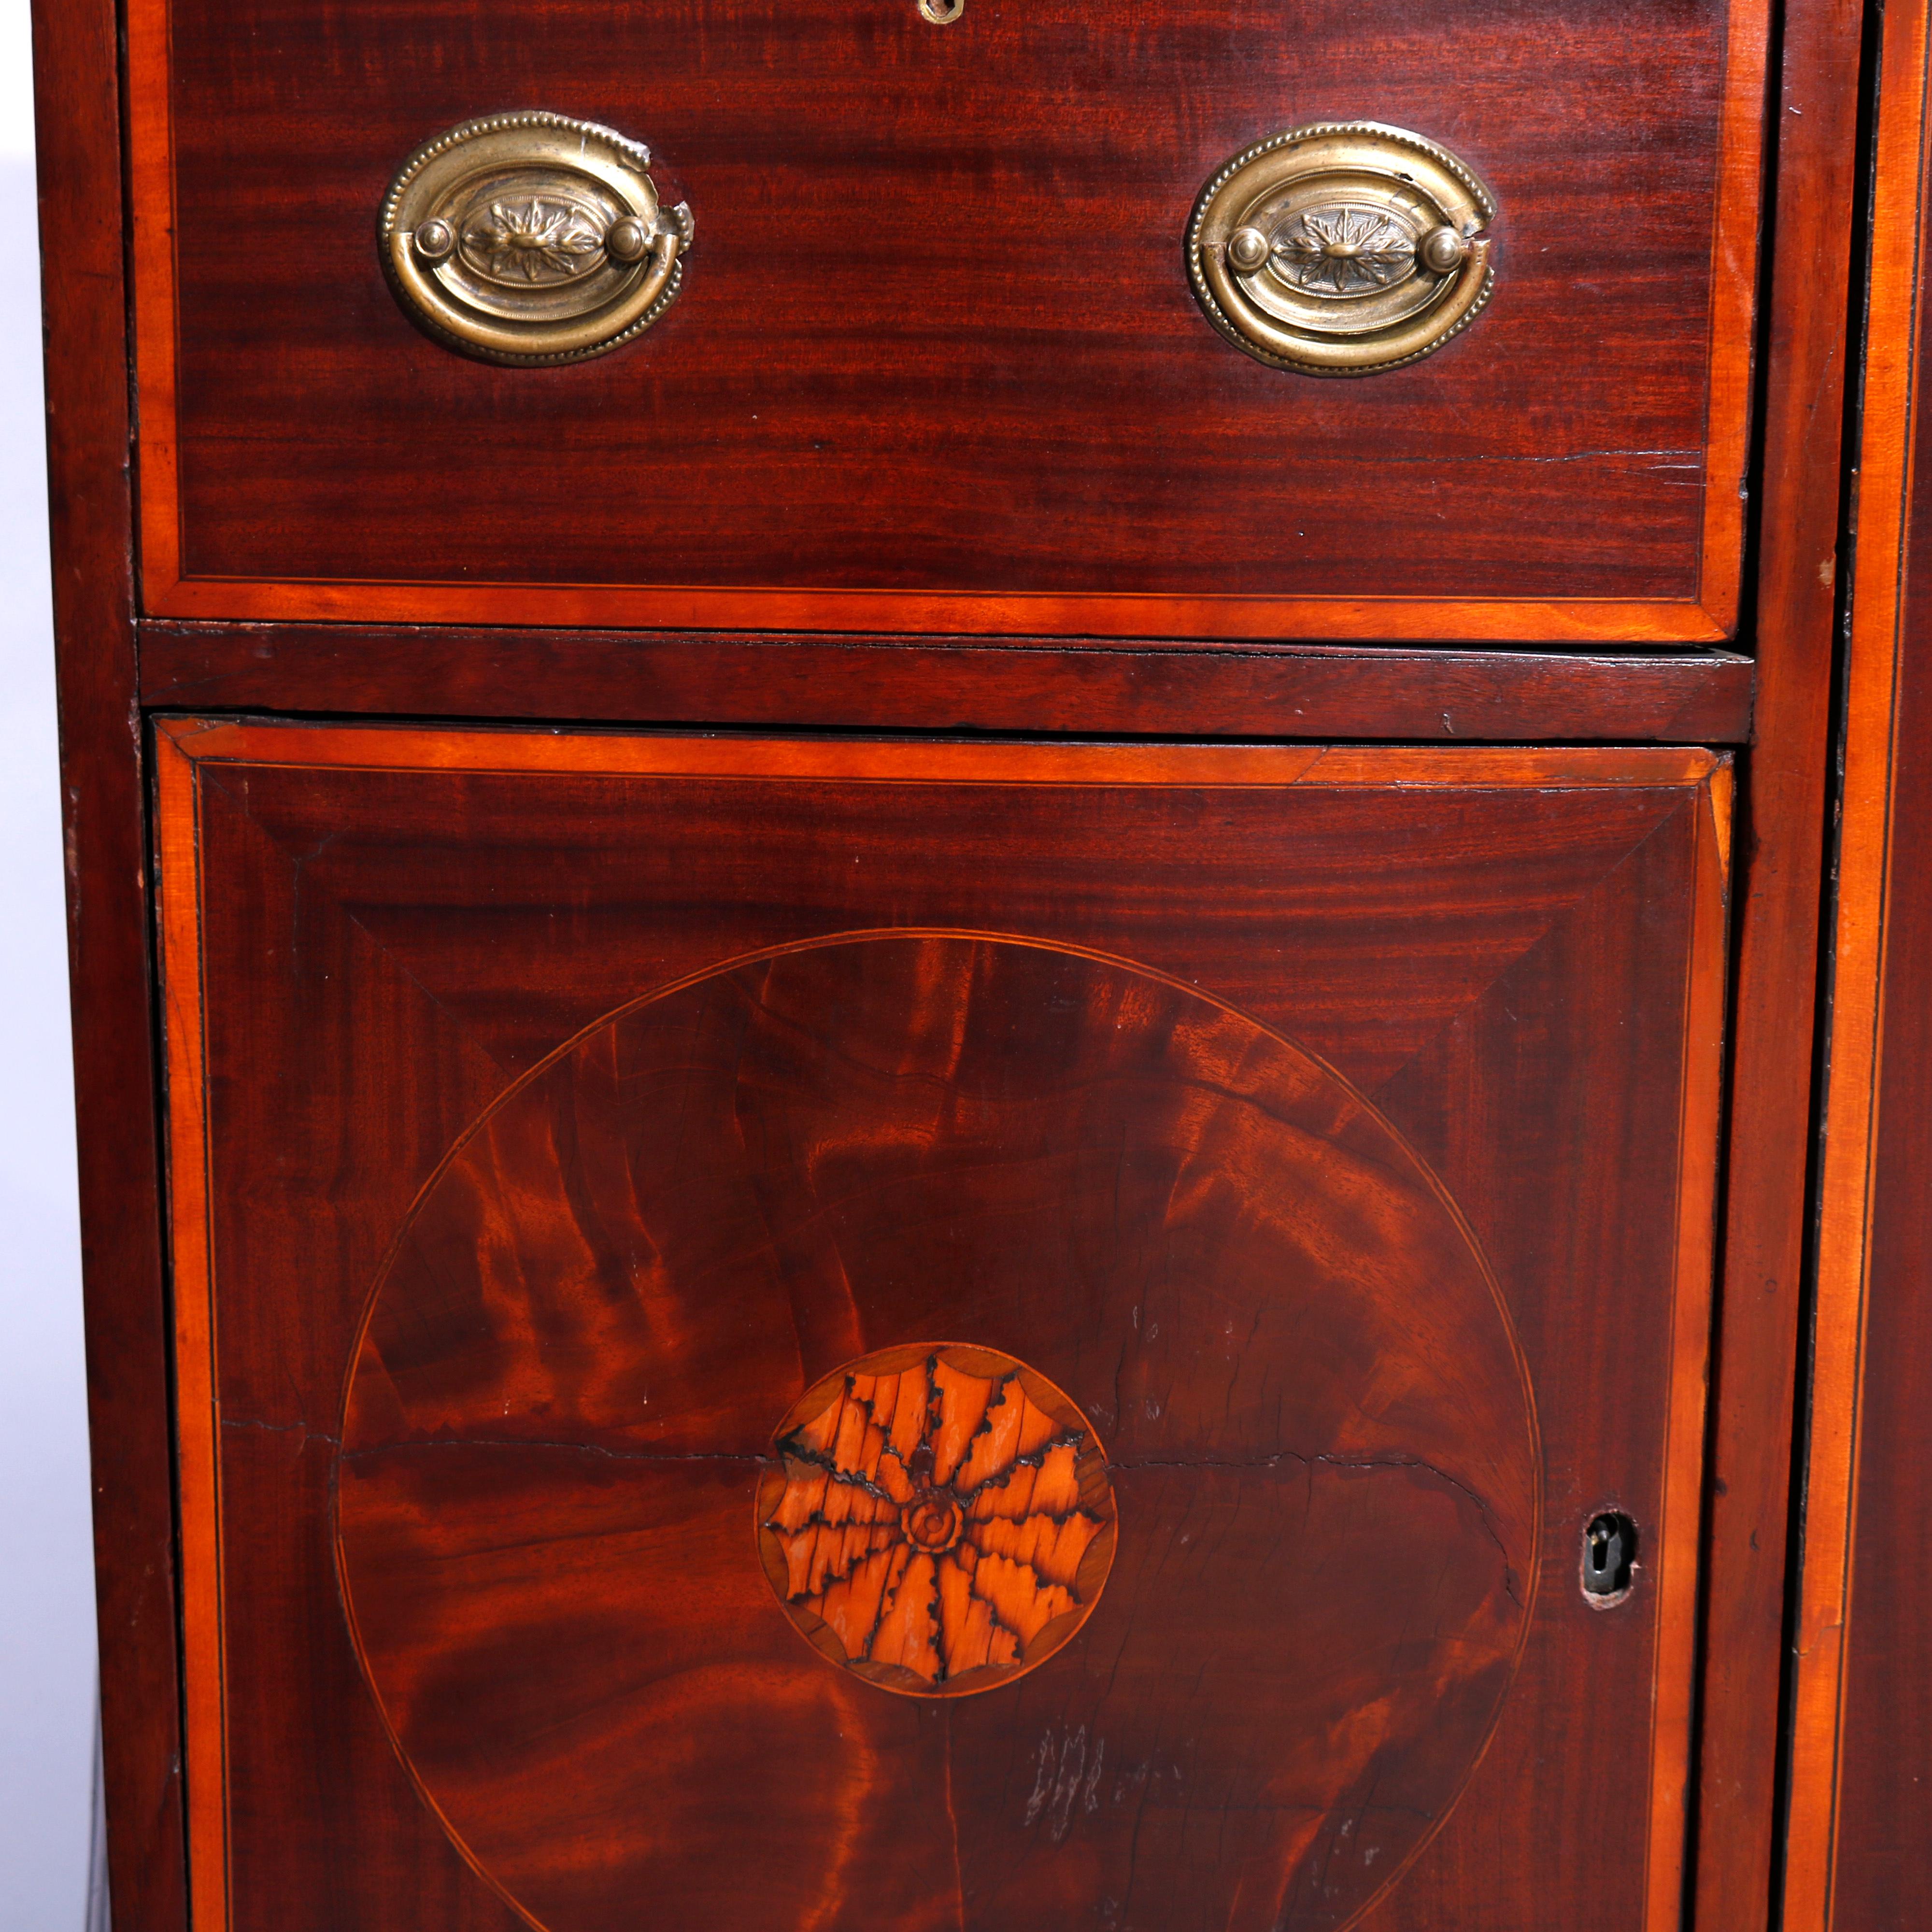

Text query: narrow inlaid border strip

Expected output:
[151,721,1722,790]
[1646,762,1733,1930]
[153,724,230,1932]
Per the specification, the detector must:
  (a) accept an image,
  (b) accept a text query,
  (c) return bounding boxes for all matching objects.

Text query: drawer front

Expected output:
[155,725,1725,1932]
[131,0,1762,641]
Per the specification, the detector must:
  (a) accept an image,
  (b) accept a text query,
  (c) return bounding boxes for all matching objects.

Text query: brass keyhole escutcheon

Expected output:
[1186,121,1496,376]
[919,0,965,21]
[379,113,694,366]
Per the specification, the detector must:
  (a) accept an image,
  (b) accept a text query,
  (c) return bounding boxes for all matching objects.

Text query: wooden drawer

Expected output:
[155,724,1727,1932]
[131,0,1763,642]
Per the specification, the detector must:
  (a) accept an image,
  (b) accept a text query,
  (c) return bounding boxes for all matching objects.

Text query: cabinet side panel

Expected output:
[1786,0,1932,1915]
[31,0,192,1922]
[1691,0,1865,1914]
[1829,463,1932,1913]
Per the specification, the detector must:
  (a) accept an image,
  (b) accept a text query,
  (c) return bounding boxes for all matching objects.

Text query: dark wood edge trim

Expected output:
[33,0,192,1918]
[1690,0,1868,1921]
[135,624,1758,746]
[1781,0,1932,1916]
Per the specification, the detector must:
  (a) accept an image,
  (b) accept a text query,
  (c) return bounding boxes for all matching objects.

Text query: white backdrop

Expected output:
[4,0,105,1921]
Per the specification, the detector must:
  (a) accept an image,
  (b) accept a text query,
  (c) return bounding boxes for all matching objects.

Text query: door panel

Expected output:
[130,0,1763,640]
[155,726,1726,1932]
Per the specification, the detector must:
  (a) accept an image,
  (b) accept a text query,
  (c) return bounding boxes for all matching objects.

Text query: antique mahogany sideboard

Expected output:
[29,0,1932,1919]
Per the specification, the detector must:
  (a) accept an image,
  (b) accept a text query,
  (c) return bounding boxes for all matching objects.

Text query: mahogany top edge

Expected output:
[137,623,1756,744]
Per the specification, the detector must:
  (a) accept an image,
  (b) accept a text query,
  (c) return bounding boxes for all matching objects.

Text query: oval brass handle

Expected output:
[1186,121,1495,376]
[380,113,693,366]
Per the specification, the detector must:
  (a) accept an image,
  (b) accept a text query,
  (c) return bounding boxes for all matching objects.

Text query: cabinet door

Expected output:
[156,724,1726,1932]
[129,0,1764,642]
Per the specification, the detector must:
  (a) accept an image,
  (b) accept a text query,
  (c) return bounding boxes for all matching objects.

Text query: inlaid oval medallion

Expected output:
[334,931,1537,1932]
[758,1343,1117,1696]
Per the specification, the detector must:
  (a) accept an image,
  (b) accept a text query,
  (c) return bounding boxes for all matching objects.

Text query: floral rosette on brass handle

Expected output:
[380,112,693,366]
[1187,121,1495,376]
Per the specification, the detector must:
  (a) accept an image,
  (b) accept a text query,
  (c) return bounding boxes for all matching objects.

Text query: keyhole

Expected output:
[919,0,965,21]
[1581,1511,1637,1605]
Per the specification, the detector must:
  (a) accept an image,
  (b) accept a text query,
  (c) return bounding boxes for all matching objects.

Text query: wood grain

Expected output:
[337,935,1539,1930]
[1782,0,1932,1916]
[30,0,192,1920]
[152,721,1724,788]
[135,623,1759,742]
[156,723,1726,1932]
[1689,0,1867,1914]
[128,0,1763,641]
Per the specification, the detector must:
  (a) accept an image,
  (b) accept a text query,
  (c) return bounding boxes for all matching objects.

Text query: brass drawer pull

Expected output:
[379,112,692,366]
[1187,121,1495,376]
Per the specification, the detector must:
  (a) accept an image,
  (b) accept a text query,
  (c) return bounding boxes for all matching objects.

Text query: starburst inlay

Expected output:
[758,1345,1117,1696]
